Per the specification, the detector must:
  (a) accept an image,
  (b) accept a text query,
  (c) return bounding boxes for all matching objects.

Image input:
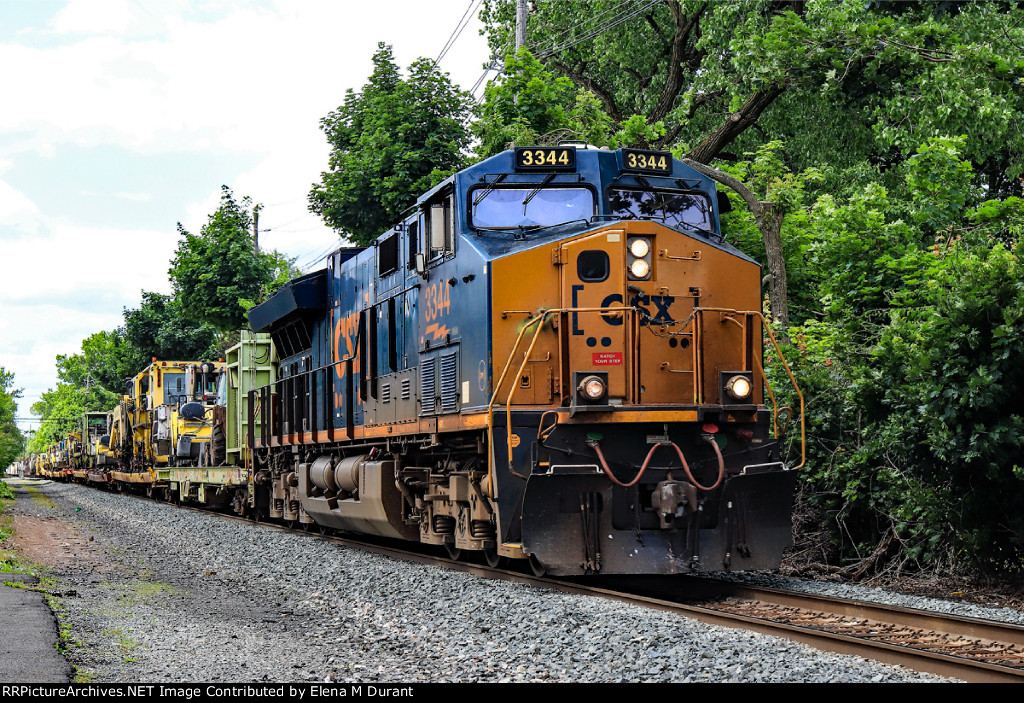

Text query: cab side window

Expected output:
[427,194,454,259]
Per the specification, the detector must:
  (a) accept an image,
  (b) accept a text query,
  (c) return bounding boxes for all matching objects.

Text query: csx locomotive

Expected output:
[246,144,803,576]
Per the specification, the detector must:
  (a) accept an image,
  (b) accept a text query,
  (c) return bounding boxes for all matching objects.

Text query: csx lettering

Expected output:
[332,310,360,410]
[333,311,360,362]
[598,293,675,326]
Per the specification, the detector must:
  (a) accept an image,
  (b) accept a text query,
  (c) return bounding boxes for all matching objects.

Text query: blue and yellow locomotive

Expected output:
[248,144,803,576]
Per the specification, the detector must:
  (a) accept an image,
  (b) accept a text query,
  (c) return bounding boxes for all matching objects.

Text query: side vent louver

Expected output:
[440,352,458,414]
[381,382,391,404]
[401,377,411,400]
[420,358,436,415]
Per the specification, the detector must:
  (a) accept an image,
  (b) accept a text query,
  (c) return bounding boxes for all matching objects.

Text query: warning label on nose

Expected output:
[592,352,623,366]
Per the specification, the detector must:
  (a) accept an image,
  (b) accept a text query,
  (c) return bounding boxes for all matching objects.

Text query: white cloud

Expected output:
[0,179,44,236]
[0,0,492,421]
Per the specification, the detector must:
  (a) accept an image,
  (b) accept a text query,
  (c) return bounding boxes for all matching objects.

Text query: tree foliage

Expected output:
[0,368,25,469]
[169,186,276,332]
[123,292,219,369]
[483,1,1024,187]
[309,43,476,245]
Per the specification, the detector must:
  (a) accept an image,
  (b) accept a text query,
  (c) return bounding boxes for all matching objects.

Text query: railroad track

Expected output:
[118,488,1024,682]
[552,576,1024,683]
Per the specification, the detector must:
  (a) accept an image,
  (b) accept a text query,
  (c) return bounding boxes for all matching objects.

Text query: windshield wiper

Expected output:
[472,173,507,210]
[517,218,590,236]
[521,174,555,214]
[471,219,590,237]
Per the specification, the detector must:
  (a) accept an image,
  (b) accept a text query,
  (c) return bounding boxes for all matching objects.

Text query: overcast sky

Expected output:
[0,0,493,432]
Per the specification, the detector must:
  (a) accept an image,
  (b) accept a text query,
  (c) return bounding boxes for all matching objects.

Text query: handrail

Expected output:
[696,307,806,471]
[486,304,638,495]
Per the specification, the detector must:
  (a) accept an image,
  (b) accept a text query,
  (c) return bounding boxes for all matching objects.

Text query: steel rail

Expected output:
[86,485,1024,683]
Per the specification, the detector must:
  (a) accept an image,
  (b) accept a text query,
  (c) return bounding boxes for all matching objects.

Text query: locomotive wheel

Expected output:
[529,554,547,578]
[445,543,463,561]
[484,546,505,569]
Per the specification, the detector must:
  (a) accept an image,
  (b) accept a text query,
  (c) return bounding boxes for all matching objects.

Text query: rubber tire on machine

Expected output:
[445,543,463,562]
[529,554,547,578]
[211,424,227,467]
[484,546,505,569]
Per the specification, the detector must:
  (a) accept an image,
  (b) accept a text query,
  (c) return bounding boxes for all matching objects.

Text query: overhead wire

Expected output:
[434,0,483,67]
[526,0,633,57]
[531,0,662,61]
[477,0,660,101]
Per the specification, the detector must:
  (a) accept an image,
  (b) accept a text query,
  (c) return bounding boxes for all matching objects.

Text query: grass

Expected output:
[100,627,140,662]
[21,484,56,509]
[46,592,81,653]
[101,577,175,602]
[0,484,23,574]
[0,480,157,672]
[73,668,95,683]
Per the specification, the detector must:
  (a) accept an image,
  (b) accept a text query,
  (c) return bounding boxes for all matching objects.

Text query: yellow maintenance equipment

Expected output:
[110,359,225,486]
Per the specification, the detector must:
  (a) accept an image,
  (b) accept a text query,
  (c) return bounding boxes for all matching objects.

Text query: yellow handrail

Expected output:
[486,304,635,495]
[697,307,806,471]
[485,304,807,498]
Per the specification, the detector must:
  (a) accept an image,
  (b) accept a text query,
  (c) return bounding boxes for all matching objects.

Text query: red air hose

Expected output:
[593,437,725,491]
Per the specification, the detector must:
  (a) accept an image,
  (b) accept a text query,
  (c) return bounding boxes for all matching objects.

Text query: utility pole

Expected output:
[253,204,261,255]
[515,0,528,51]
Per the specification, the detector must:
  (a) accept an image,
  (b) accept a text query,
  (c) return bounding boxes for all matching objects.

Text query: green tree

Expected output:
[480,0,787,158]
[309,43,476,245]
[28,383,90,454]
[0,368,25,469]
[54,329,135,398]
[473,48,654,156]
[122,292,219,370]
[169,187,273,331]
[482,1,1024,186]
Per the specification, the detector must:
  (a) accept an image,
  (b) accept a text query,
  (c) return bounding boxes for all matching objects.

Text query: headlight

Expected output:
[579,375,606,400]
[628,238,650,258]
[725,374,752,400]
[629,259,650,278]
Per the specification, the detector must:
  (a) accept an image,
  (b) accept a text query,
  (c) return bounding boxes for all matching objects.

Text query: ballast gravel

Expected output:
[14,480,982,683]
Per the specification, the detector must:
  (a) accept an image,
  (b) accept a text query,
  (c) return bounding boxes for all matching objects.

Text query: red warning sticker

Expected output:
[592,352,623,366]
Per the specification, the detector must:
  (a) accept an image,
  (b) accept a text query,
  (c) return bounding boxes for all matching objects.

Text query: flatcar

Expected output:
[246,144,804,576]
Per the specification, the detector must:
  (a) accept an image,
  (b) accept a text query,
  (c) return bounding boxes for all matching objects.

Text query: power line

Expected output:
[477,1,659,101]
[527,0,632,57]
[531,0,661,61]
[434,0,483,67]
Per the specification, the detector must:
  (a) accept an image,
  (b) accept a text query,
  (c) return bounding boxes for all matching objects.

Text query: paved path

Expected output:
[1,479,72,683]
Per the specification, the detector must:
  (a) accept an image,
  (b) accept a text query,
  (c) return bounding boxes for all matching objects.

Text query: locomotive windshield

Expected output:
[608,188,713,231]
[471,187,595,229]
